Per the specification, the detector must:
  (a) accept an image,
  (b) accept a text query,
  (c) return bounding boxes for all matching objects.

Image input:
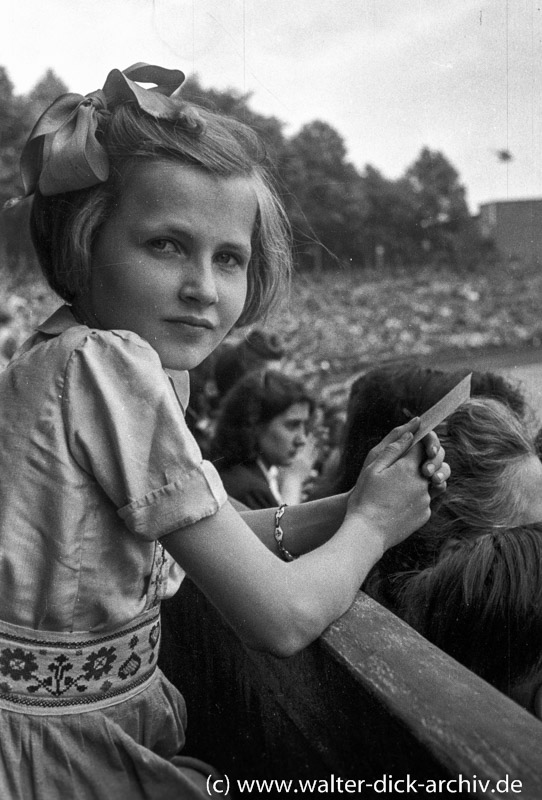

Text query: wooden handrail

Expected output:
[160,581,542,799]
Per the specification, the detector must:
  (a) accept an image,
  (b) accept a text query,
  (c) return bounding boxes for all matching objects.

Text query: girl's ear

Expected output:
[532,683,542,720]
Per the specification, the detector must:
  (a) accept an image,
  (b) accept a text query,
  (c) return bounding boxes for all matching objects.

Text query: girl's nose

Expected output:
[178,258,219,306]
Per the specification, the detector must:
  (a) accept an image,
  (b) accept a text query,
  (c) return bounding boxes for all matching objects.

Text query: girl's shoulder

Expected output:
[5,306,187,412]
[16,306,161,372]
[61,325,159,365]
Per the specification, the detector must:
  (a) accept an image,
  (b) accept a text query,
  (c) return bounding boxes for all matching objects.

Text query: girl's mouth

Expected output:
[165,316,215,330]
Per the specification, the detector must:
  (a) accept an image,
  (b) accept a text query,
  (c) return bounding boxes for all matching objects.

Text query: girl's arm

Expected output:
[238,427,447,556]
[238,492,348,555]
[161,420,444,658]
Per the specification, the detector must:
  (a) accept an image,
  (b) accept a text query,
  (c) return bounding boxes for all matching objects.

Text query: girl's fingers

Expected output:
[422,430,440,458]
[423,459,451,497]
[363,417,420,467]
[421,434,450,490]
[421,445,446,477]
[370,429,421,472]
[429,461,451,485]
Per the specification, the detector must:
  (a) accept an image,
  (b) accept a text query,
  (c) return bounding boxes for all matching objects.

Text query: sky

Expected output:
[2,0,542,213]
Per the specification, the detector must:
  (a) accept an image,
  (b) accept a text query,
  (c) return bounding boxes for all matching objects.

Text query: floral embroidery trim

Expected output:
[0,609,161,708]
[0,610,158,649]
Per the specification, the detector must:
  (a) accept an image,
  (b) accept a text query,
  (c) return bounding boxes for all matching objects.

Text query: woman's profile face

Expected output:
[257,402,311,468]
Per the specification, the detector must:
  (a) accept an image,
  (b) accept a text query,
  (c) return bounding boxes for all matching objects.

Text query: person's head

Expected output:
[213,328,285,398]
[211,369,314,469]
[332,363,527,495]
[397,525,542,716]
[363,397,542,608]
[26,65,292,371]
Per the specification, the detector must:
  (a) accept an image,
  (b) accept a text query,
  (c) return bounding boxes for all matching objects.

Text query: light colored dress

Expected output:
[0,305,228,799]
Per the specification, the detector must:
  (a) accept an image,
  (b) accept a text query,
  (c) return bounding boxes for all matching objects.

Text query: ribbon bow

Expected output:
[21,63,185,197]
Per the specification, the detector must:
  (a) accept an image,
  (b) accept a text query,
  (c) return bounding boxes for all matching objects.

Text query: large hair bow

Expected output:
[21,63,185,197]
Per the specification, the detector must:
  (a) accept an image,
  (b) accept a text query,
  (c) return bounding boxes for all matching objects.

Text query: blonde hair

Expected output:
[363,398,536,607]
[430,397,535,533]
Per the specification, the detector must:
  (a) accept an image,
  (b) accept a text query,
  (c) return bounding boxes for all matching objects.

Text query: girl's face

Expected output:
[257,402,311,468]
[85,161,257,371]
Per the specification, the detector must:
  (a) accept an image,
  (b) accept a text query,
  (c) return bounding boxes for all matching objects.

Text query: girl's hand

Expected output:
[363,422,450,493]
[346,418,445,550]
[420,430,449,494]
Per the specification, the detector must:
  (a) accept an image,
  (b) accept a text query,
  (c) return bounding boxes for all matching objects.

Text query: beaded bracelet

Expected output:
[274,503,298,562]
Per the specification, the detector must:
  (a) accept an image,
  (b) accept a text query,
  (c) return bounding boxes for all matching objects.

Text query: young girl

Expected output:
[0,64,449,798]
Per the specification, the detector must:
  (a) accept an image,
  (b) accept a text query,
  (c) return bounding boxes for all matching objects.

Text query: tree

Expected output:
[404,147,478,265]
[179,79,372,269]
[0,67,26,202]
[281,121,367,269]
[0,67,68,203]
[360,166,420,269]
[0,68,68,276]
[0,65,481,276]
[24,69,68,128]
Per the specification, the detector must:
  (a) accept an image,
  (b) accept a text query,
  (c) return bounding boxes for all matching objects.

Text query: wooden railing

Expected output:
[159,580,542,799]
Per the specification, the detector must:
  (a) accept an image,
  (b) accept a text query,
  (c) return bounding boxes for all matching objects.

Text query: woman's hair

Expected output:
[397,524,542,696]
[210,368,314,469]
[30,102,291,326]
[330,363,527,495]
[213,329,285,398]
[362,396,536,608]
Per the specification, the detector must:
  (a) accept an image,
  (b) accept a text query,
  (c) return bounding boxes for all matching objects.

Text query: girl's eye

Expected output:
[215,252,244,269]
[149,239,179,254]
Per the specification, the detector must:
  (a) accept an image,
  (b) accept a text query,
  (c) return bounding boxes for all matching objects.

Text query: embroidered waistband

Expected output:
[0,607,161,715]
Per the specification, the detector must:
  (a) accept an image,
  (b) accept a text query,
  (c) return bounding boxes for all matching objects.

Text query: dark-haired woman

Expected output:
[210,369,315,509]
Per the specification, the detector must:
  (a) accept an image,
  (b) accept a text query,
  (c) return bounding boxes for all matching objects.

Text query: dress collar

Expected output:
[256,458,283,504]
[36,304,79,335]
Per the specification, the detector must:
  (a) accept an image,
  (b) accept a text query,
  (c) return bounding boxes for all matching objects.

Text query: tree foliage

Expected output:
[0,68,26,202]
[0,67,68,203]
[280,121,367,267]
[404,147,477,264]
[175,74,481,270]
[24,69,69,128]
[0,66,482,273]
[360,166,418,268]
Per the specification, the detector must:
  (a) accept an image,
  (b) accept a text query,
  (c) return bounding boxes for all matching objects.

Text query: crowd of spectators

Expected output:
[189,341,542,719]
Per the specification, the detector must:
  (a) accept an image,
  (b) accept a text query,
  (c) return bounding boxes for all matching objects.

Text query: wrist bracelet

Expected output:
[274,503,298,562]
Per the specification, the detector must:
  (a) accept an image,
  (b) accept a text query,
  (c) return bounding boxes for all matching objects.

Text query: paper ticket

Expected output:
[407,373,472,450]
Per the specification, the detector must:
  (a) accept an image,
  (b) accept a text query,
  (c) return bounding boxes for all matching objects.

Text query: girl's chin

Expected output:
[157,347,213,372]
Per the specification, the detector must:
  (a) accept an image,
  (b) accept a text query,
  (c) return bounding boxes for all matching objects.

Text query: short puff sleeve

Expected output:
[62,329,227,539]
